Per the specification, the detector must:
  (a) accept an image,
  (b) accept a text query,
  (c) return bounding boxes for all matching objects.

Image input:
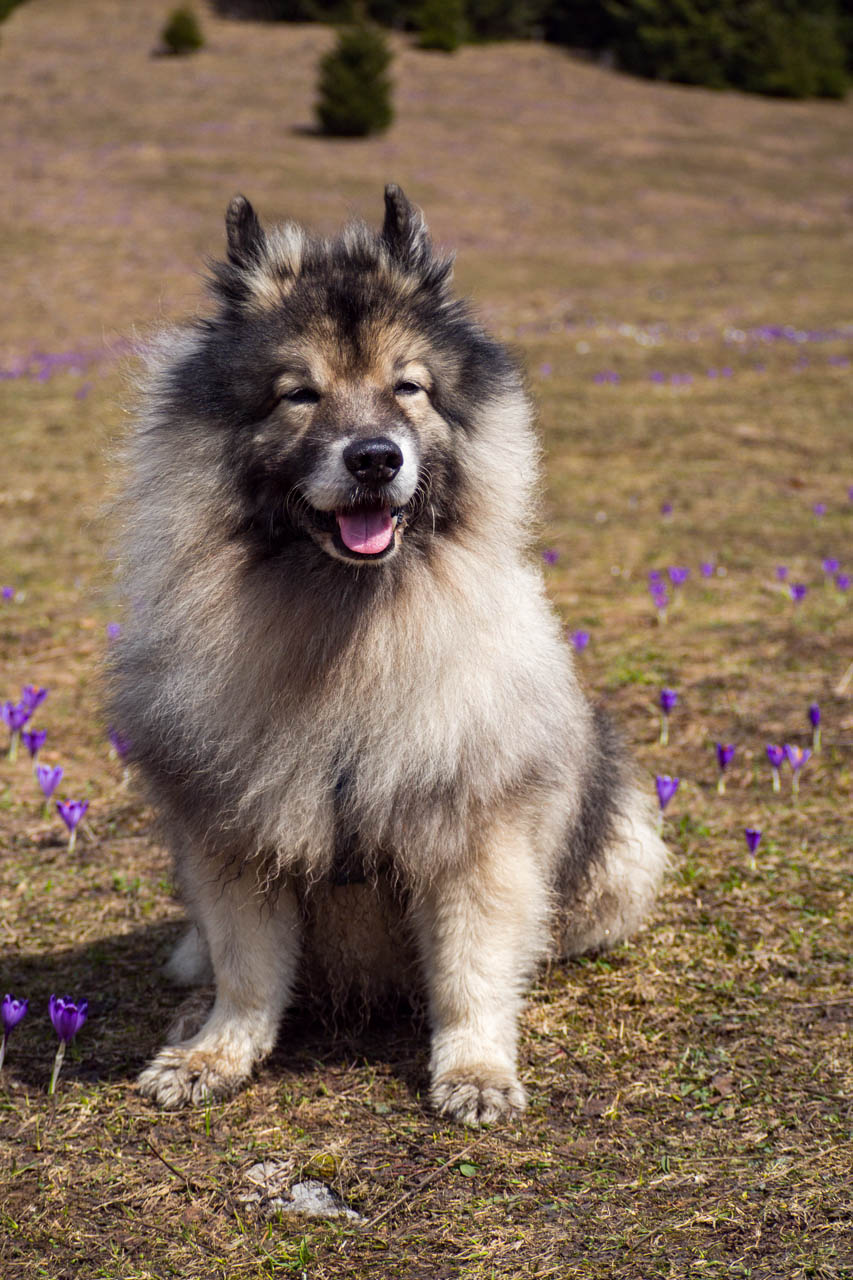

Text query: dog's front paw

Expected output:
[431,1066,526,1126]
[138,1044,250,1109]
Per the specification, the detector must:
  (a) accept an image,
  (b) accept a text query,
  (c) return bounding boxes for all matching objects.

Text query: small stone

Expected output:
[240,1164,361,1221]
[286,1180,362,1220]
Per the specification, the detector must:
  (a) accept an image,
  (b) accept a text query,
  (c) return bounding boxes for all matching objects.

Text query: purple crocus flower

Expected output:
[539,362,552,377]
[1,586,14,601]
[106,622,122,640]
[21,728,47,761]
[660,501,673,516]
[56,799,89,853]
[700,561,715,579]
[715,743,735,794]
[0,994,29,1070]
[2,700,31,762]
[542,549,559,566]
[784,744,811,797]
[1,994,28,1035]
[790,583,807,603]
[655,775,679,821]
[668,566,690,587]
[37,763,63,804]
[48,994,89,1094]
[813,503,826,517]
[836,573,850,591]
[744,827,762,867]
[808,702,821,752]
[822,558,840,575]
[660,689,678,715]
[570,629,590,653]
[659,688,677,745]
[650,582,669,623]
[108,728,131,761]
[766,744,785,793]
[775,565,789,582]
[49,994,89,1043]
[2,700,31,732]
[20,685,48,714]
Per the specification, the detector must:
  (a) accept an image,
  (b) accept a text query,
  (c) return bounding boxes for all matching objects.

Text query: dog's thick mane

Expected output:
[110,190,592,894]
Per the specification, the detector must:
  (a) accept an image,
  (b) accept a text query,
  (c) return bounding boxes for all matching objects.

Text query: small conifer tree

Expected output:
[417,0,466,51]
[316,21,394,136]
[161,6,204,55]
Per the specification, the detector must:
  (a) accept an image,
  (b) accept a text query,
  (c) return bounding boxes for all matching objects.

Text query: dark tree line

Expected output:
[213,0,853,97]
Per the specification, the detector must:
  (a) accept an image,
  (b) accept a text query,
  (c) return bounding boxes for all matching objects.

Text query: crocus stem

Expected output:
[48,1041,66,1095]
[792,772,800,798]
[657,812,664,836]
[8,732,19,763]
[68,828,77,855]
[717,776,726,795]
[659,714,669,746]
[0,1034,7,1070]
[772,767,781,794]
[813,727,821,753]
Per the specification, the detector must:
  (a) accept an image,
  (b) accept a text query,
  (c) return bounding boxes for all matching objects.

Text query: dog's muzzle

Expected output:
[304,433,419,563]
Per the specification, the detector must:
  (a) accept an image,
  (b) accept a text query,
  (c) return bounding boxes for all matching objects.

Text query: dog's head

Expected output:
[161,186,530,567]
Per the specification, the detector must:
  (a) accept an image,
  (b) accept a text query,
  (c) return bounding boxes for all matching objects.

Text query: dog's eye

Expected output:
[395,381,423,396]
[283,387,320,405]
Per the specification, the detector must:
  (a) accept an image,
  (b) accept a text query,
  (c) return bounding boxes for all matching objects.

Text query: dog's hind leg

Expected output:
[139,851,300,1108]
[412,814,550,1125]
[556,785,668,958]
[164,923,213,986]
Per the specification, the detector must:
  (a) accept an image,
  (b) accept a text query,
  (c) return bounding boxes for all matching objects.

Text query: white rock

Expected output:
[239,1165,361,1221]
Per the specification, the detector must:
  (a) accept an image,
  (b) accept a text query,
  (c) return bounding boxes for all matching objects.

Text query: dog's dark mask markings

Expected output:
[162,186,512,572]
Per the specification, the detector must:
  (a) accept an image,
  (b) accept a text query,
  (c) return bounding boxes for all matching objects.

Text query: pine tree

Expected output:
[316,21,394,136]
[161,6,204,55]
[417,0,466,51]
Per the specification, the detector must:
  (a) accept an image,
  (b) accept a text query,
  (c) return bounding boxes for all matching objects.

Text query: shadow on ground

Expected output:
[2,922,428,1098]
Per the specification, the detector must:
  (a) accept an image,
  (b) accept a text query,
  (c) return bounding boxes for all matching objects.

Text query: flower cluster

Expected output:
[2,678,97,850]
[2,685,48,764]
[0,993,89,1092]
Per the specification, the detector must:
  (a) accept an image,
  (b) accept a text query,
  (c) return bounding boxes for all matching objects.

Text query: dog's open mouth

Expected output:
[311,503,405,560]
[336,505,395,556]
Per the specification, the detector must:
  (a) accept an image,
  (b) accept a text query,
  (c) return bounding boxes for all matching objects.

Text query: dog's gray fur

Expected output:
[111,186,667,1124]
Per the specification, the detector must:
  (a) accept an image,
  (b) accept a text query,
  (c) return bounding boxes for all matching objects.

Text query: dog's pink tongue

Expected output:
[336,506,394,554]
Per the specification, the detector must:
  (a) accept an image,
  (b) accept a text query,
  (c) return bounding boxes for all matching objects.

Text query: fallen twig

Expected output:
[367,1137,484,1230]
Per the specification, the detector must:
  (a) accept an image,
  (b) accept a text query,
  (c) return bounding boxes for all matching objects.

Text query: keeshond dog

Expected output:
[112,185,667,1124]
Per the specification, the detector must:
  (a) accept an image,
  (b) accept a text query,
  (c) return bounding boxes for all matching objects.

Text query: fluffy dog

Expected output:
[111,185,667,1124]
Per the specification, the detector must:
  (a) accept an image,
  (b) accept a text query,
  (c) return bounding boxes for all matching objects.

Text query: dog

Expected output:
[111,185,667,1124]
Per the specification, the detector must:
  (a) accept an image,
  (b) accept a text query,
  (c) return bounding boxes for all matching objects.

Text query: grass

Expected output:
[1,1,851,1276]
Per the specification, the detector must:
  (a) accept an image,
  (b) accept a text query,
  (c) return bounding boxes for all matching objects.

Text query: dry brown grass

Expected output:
[1,2,851,1277]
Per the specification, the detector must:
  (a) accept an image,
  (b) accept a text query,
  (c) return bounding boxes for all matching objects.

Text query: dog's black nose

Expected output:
[343,437,403,486]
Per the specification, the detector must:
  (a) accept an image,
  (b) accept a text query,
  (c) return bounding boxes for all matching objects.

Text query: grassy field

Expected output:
[1,2,851,1277]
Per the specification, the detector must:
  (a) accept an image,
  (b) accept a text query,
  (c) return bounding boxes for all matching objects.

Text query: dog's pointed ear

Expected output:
[382,184,431,268]
[225,195,267,268]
